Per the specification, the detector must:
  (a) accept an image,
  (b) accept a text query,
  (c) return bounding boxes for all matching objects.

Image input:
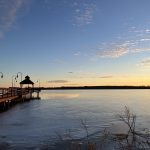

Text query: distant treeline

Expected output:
[36,86,150,90]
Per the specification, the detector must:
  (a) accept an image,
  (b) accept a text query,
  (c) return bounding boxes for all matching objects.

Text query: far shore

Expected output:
[38,85,150,90]
[1,85,150,90]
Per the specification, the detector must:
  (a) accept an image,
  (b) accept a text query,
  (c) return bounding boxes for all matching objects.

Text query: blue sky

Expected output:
[1,0,150,87]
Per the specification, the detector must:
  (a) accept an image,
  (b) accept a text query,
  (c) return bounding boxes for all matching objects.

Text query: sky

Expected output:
[1,0,150,87]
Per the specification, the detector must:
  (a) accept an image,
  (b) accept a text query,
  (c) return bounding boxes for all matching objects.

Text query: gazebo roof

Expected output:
[20,75,34,85]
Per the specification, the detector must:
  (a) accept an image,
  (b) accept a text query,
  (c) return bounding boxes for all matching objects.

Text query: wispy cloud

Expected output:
[99,75,113,78]
[139,58,150,67]
[43,0,96,27]
[64,83,79,86]
[96,47,128,58]
[47,80,69,83]
[73,51,81,56]
[95,27,150,58]
[0,0,27,38]
[132,48,150,53]
[130,28,150,35]
[67,71,113,79]
[72,1,96,26]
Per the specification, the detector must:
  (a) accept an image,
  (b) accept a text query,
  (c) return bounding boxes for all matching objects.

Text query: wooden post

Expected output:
[37,91,39,98]
[2,89,4,98]
[10,89,12,97]
[7,89,9,97]
[30,90,32,99]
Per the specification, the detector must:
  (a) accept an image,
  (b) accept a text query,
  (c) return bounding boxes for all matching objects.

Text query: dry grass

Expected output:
[55,107,150,150]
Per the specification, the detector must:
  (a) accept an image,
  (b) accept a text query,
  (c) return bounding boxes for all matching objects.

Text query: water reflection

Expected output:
[40,91,80,100]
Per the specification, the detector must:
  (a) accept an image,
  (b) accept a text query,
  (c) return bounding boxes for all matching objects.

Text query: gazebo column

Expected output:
[32,84,34,92]
[19,84,23,98]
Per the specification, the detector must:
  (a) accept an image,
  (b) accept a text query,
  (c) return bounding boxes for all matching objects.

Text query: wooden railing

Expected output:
[0,88,33,99]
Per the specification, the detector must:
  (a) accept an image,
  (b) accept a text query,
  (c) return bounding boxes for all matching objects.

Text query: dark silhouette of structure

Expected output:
[0,72,3,78]
[0,75,41,112]
[20,75,34,88]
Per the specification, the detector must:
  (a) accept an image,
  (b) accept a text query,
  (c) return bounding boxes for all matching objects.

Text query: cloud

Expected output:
[64,83,79,86]
[43,0,96,27]
[47,80,69,83]
[130,28,150,34]
[96,47,128,58]
[132,48,150,53]
[72,1,96,26]
[99,75,113,78]
[139,38,150,42]
[95,29,150,59]
[139,58,150,67]
[0,0,26,38]
[67,71,113,79]
[73,51,81,56]
[90,25,150,59]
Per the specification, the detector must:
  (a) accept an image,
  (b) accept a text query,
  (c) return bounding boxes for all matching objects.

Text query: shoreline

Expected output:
[39,86,150,90]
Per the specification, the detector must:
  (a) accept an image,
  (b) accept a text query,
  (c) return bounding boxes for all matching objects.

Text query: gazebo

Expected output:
[20,75,34,88]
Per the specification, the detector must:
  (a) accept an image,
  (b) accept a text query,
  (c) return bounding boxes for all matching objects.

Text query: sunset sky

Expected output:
[1,0,150,87]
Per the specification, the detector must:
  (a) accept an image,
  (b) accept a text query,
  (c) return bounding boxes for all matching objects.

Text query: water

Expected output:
[0,90,150,149]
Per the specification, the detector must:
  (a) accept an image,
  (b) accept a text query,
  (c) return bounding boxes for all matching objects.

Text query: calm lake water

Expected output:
[0,90,150,149]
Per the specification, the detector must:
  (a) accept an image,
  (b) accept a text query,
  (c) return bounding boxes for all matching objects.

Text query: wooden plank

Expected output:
[0,96,18,103]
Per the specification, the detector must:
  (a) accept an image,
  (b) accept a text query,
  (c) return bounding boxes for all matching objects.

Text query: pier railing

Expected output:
[0,88,40,112]
[0,88,33,99]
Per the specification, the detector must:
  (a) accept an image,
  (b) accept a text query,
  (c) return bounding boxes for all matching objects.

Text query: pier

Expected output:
[0,87,40,112]
[0,75,41,112]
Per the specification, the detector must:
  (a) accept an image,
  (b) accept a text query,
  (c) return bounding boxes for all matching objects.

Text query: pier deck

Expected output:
[0,88,40,112]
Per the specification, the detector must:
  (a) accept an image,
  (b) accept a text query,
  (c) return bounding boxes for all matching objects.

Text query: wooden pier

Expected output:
[0,88,40,112]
